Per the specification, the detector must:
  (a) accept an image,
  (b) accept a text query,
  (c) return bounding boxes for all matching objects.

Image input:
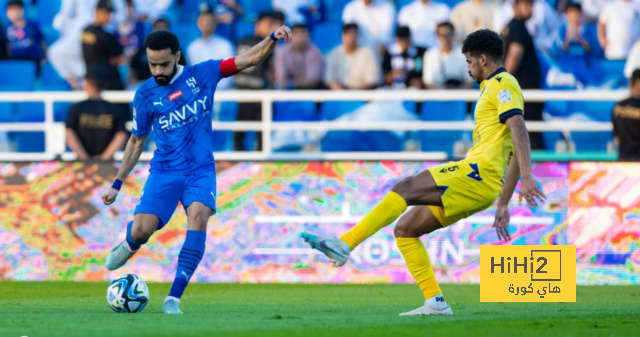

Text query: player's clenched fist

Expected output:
[273,25,293,43]
[102,188,119,205]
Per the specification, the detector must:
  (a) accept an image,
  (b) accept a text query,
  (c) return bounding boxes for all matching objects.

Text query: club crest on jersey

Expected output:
[186,77,200,94]
[168,90,183,101]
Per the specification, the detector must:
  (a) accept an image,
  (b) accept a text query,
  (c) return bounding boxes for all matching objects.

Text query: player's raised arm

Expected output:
[505,115,546,208]
[233,25,292,72]
[101,133,148,206]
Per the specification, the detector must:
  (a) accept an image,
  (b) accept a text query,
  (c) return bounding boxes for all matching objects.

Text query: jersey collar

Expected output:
[169,65,184,85]
[486,67,507,81]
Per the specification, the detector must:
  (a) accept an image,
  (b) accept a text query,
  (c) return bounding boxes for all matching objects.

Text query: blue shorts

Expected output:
[134,172,217,229]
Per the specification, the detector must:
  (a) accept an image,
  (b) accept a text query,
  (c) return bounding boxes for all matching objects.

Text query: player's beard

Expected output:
[154,62,178,86]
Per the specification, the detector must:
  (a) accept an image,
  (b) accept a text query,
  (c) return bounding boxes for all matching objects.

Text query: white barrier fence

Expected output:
[0,89,627,161]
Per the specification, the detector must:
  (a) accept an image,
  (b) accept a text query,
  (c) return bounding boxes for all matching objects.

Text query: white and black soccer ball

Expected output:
[107,274,149,313]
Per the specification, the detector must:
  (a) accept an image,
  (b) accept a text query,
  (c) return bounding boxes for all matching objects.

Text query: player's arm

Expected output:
[233,26,292,73]
[493,155,520,241]
[505,115,546,207]
[102,133,148,205]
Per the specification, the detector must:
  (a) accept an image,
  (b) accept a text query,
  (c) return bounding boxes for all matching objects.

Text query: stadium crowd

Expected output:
[0,0,638,158]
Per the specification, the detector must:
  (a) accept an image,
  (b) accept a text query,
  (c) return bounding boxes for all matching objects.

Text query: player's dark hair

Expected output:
[462,29,504,63]
[396,26,411,38]
[292,24,307,33]
[565,2,582,12]
[437,22,455,34]
[6,0,24,8]
[84,72,104,91]
[343,23,358,34]
[258,11,285,23]
[144,30,180,55]
[515,0,534,4]
[632,69,640,86]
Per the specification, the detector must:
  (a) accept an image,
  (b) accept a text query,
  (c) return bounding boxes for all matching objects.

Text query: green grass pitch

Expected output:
[1,282,638,337]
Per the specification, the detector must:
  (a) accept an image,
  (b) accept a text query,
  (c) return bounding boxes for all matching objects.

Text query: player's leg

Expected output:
[395,206,453,316]
[302,169,443,266]
[105,213,159,271]
[106,173,184,271]
[164,172,216,314]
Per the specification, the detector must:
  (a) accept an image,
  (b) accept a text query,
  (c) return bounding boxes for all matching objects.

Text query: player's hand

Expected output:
[493,205,511,242]
[102,188,119,206]
[274,25,293,43]
[519,175,546,208]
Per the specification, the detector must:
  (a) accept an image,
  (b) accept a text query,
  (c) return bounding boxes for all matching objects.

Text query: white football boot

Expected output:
[163,296,183,314]
[399,295,453,316]
[105,240,138,271]
[301,231,351,266]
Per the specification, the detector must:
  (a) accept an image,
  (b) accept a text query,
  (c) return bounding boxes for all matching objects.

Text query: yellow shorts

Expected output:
[427,159,502,227]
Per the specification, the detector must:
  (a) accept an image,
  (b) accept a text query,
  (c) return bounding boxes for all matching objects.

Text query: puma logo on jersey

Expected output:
[154,99,164,106]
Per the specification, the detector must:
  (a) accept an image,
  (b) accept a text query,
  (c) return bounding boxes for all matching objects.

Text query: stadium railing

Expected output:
[0,90,626,161]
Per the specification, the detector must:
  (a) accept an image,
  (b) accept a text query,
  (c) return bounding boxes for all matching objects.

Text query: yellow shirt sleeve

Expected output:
[493,78,525,124]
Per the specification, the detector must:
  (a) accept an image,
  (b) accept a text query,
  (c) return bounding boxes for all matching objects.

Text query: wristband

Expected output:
[112,179,123,191]
[269,31,278,41]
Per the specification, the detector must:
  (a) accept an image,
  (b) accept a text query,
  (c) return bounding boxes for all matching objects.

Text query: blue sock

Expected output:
[126,221,148,251]
[168,230,206,299]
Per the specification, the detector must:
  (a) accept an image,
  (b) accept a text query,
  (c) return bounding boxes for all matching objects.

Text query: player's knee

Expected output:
[391,176,413,200]
[131,223,154,241]
[188,212,209,231]
[394,222,419,238]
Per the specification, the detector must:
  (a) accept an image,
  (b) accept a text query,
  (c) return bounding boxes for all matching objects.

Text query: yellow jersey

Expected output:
[466,68,524,187]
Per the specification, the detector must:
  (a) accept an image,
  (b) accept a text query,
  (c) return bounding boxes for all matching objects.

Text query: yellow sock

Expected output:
[396,237,442,300]
[340,192,407,250]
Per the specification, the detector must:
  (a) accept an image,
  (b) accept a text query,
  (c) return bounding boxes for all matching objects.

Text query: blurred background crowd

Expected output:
[0,0,638,160]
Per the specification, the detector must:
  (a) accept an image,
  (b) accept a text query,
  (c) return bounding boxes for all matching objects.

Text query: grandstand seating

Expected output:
[419,101,467,156]
[320,100,365,152]
[273,101,318,152]
[312,22,343,55]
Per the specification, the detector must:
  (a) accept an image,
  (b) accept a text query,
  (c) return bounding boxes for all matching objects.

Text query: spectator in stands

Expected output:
[450,0,495,40]
[598,0,640,60]
[382,26,425,89]
[274,24,323,89]
[494,0,561,51]
[398,0,450,49]
[82,0,125,91]
[325,23,379,90]
[209,0,243,39]
[342,0,396,54]
[115,0,145,61]
[234,11,285,151]
[187,3,235,90]
[6,0,45,70]
[65,72,128,160]
[423,22,472,89]
[49,0,126,90]
[557,3,592,85]
[502,0,544,150]
[625,39,640,79]
[128,19,186,89]
[273,0,319,25]
[612,69,640,161]
[131,0,172,22]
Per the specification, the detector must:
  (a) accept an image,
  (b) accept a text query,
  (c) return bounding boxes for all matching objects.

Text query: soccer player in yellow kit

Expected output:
[302,29,546,316]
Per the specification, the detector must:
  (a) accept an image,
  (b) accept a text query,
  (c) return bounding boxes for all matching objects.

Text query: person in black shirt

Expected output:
[501,0,544,150]
[129,18,186,89]
[613,69,640,161]
[382,26,426,89]
[234,11,285,151]
[66,72,128,160]
[82,0,125,91]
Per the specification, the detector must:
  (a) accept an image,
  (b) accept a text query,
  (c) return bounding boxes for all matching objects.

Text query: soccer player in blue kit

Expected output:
[101,26,292,314]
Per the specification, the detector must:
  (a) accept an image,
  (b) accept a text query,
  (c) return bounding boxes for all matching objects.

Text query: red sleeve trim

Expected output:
[220,57,239,77]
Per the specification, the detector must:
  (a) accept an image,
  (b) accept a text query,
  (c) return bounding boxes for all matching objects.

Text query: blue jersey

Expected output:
[6,20,44,60]
[132,59,232,174]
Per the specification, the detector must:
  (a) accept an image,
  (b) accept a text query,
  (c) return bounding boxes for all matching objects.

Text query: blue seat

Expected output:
[325,0,351,21]
[180,0,202,22]
[0,61,36,91]
[239,0,273,21]
[320,100,365,152]
[0,103,14,122]
[36,0,61,25]
[234,21,255,41]
[571,132,613,152]
[570,101,616,121]
[15,103,44,122]
[274,101,317,121]
[312,22,343,55]
[40,24,60,45]
[10,132,45,152]
[396,0,414,9]
[419,101,466,156]
[41,62,72,91]
[54,103,73,122]
[212,101,238,152]
[172,24,200,49]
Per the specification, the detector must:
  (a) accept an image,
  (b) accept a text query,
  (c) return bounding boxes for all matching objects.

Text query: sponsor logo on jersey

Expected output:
[168,90,183,101]
[159,96,209,130]
[132,108,136,117]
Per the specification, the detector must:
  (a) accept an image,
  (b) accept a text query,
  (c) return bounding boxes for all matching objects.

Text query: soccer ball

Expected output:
[107,274,149,313]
